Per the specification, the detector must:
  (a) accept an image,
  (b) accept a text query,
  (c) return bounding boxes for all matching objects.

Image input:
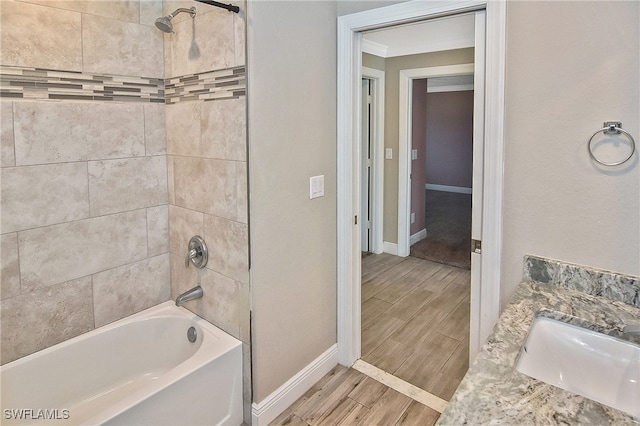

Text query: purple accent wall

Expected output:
[410,79,427,235]
[425,90,474,188]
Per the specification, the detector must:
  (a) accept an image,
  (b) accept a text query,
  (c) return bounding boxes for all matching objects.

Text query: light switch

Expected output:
[411,149,418,160]
[310,175,324,199]
[385,148,393,159]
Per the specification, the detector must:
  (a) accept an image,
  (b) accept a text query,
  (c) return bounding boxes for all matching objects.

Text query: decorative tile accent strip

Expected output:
[0,66,246,104]
[524,254,640,307]
[165,66,245,105]
[0,66,164,103]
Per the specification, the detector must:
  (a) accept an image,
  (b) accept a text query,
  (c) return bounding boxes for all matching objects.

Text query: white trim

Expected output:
[383,241,398,256]
[428,84,474,93]
[251,344,338,426]
[362,38,388,58]
[361,67,385,255]
[337,0,505,367]
[352,360,448,413]
[410,228,427,245]
[425,183,473,194]
[398,63,475,258]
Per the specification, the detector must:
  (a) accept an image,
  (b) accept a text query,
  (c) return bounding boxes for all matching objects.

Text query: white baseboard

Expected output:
[383,242,398,255]
[251,344,338,426]
[425,183,472,194]
[410,228,427,245]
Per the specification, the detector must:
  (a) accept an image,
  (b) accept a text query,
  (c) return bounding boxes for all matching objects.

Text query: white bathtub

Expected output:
[0,301,243,425]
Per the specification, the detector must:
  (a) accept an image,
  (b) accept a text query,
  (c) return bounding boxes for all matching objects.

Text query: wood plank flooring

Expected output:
[270,254,470,426]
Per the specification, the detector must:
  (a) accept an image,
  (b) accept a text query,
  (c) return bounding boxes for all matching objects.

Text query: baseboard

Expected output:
[410,228,427,245]
[425,184,472,194]
[383,241,398,255]
[251,344,338,426]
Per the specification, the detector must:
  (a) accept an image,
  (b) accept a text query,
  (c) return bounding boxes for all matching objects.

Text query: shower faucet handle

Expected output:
[185,236,208,269]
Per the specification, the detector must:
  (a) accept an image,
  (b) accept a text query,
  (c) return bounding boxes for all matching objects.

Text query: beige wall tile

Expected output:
[1,163,89,233]
[204,214,248,283]
[173,156,237,219]
[170,8,234,76]
[188,267,246,340]
[19,0,140,23]
[14,102,145,166]
[18,210,148,292]
[140,0,163,27]
[147,205,169,256]
[1,102,14,168]
[166,102,201,156]
[233,1,246,66]
[88,156,167,216]
[1,233,20,300]
[167,155,175,204]
[201,98,246,161]
[82,14,164,78]
[0,276,93,365]
[170,250,199,299]
[93,253,171,327]
[236,161,248,224]
[0,1,82,71]
[168,204,204,255]
[144,104,166,155]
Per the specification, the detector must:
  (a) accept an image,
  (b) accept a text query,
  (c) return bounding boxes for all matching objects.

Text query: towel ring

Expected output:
[588,121,636,166]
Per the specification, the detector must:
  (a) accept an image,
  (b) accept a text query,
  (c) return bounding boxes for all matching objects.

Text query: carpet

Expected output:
[410,190,472,270]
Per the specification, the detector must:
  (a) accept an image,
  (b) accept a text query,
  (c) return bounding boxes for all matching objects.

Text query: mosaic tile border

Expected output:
[524,254,640,307]
[0,66,246,104]
[165,66,246,105]
[0,66,164,103]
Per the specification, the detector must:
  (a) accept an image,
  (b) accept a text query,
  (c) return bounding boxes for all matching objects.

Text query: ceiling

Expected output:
[362,13,475,58]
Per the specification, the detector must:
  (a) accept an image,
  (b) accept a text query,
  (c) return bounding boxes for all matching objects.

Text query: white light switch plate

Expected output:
[411,149,418,160]
[310,175,324,199]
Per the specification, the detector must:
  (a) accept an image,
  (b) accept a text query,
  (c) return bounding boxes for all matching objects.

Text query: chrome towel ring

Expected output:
[588,121,636,166]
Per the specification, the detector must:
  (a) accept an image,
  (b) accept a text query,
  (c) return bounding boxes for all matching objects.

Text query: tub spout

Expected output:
[175,286,203,306]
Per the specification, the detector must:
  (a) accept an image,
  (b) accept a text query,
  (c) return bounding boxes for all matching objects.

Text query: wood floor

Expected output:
[270,254,470,426]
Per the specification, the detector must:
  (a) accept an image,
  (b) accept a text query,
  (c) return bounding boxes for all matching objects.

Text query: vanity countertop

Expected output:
[437,279,640,425]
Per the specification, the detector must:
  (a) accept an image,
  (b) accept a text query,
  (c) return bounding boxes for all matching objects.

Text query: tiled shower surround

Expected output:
[0,0,250,419]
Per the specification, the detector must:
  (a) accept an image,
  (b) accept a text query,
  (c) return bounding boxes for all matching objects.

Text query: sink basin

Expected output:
[516,316,640,418]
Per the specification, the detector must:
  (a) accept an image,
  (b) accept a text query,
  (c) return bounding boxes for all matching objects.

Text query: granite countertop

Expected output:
[438,279,640,425]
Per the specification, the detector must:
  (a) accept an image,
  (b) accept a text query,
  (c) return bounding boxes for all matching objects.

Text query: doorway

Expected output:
[337,0,505,370]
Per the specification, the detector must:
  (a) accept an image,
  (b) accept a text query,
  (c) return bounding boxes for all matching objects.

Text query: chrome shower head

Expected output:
[155,7,196,34]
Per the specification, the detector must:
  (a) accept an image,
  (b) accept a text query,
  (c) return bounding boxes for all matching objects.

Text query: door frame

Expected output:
[337,0,506,366]
[397,63,475,257]
[361,67,385,254]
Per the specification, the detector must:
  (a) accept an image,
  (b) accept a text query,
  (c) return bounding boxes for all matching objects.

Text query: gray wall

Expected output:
[247,0,338,403]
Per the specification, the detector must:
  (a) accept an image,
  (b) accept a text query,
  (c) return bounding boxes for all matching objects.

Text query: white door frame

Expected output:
[337,0,506,366]
[397,63,475,258]
[362,67,385,254]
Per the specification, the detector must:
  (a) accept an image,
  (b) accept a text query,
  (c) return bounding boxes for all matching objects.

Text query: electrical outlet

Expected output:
[411,149,418,160]
[385,148,393,159]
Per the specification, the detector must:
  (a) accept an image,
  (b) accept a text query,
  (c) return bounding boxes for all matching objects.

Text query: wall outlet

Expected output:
[385,148,393,159]
[310,175,324,199]
[411,149,418,160]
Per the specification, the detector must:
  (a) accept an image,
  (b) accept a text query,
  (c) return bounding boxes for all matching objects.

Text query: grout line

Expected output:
[352,359,448,414]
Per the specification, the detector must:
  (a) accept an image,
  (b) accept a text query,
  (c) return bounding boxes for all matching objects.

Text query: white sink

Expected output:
[516,316,640,418]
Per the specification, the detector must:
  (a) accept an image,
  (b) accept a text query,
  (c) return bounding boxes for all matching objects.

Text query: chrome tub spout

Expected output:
[175,286,203,306]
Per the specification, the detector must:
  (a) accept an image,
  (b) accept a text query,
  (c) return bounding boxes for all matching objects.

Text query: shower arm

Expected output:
[195,0,240,13]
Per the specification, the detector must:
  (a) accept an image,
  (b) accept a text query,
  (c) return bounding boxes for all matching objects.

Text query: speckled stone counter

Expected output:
[438,258,640,425]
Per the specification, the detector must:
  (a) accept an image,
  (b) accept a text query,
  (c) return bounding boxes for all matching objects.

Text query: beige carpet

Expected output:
[410,190,471,270]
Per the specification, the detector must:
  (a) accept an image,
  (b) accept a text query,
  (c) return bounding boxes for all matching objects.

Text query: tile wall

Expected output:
[1,1,250,418]
[162,0,251,419]
[0,0,169,364]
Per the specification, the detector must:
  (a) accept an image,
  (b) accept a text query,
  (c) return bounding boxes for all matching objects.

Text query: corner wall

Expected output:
[0,0,169,364]
[247,0,338,404]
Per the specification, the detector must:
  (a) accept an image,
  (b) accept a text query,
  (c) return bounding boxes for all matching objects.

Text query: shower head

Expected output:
[155,7,196,34]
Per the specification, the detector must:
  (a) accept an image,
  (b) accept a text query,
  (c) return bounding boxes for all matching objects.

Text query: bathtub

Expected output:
[0,301,243,425]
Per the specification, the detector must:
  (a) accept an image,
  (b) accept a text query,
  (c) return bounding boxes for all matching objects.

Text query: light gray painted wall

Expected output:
[501,1,639,305]
[247,0,338,403]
